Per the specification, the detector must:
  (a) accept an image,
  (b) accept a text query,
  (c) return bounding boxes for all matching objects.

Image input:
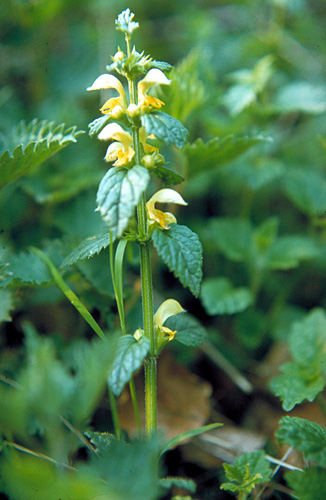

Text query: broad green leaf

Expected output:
[166,313,207,347]
[7,251,52,285]
[0,119,84,189]
[96,165,150,238]
[160,423,223,456]
[267,235,319,270]
[273,81,326,114]
[62,231,112,267]
[88,115,111,137]
[182,135,271,175]
[206,217,252,262]
[228,157,284,191]
[152,224,203,297]
[284,169,326,217]
[107,335,150,396]
[285,468,326,500]
[276,416,326,466]
[148,164,184,185]
[269,362,325,411]
[0,288,14,322]
[253,216,279,253]
[201,277,253,315]
[159,477,196,494]
[222,84,256,116]
[141,111,189,149]
[221,451,272,494]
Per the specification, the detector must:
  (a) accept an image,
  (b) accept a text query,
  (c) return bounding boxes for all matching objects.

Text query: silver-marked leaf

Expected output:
[166,313,207,347]
[141,112,189,149]
[96,165,150,238]
[276,416,326,466]
[152,224,203,297]
[108,335,150,396]
[201,277,253,315]
[62,232,112,268]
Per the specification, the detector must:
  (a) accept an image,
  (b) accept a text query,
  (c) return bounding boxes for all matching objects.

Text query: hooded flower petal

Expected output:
[154,299,185,341]
[138,68,171,109]
[139,127,158,154]
[87,74,127,114]
[99,123,134,166]
[146,188,187,229]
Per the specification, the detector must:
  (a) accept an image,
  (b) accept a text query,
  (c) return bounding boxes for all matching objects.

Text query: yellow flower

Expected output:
[138,69,171,109]
[87,74,127,115]
[139,127,158,154]
[98,123,135,166]
[146,188,187,229]
[154,299,185,342]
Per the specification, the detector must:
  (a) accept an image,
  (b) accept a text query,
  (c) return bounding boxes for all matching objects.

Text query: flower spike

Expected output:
[146,188,187,229]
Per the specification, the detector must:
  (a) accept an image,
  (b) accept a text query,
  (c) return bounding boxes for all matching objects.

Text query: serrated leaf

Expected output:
[285,468,326,500]
[182,135,271,175]
[150,60,173,72]
[0,119,84,189]
[166,313,207,347]
[0,288,14,322]
[206,217,253,261]
[96,165,150,238]
[201,277,253,315]
[85,431,116,454]
[141,112,189,149]
[276,416,326,466]
[62,232,112,267]
[159,477,196,494]
[108,335,150,396]
[7,251,52,285]
[152,224,203,297]
[148,164,184,185]
[88,115,112,137]
[273,81,326,114]
[270,362,325,411]
[267,235,319,270]
[284,169,326,217]
[221,451,272,494]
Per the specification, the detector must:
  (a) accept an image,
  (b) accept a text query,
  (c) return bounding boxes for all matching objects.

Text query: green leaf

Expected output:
[159,477,196,494]
[160,423,223,456]
[148,164,184,185]
[222,84,256,116]
[166,313,207,347]
[88,115,111,137]
[85,431,116,454]
[182,135,271,175]
[285,468,326,500]
[206,217,253,262]
[284,169,326,217]
[7,251,52,285]
[276,416,326,466]
[62,231,112,267]
[108,335,150,397]
[221,451,272,494]
[141,111,189,149]
[273,81,326,114]
[96,165,150,238]
[201,277,253,315]
[0,288,14,322]
[228,157,284,191]
[152,224,203,297]
[0,119,84,189]
[269,362,325,411]
[267,235,319,270]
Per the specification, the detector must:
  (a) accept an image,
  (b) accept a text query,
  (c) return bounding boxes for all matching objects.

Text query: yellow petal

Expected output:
[154,299,185,328]
[87,74,125,96]
[98,123,133,148]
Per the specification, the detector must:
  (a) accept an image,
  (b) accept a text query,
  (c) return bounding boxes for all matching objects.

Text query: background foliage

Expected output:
[1,0,326,499]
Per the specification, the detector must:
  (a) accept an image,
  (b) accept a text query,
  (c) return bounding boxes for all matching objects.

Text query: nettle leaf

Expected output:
[108,335,150,397]
[270,309,326,410]
[0,119,84,189]
[96,165,150,239]
[283,169,326,217]
[85,431,116,454]
[141,112,189,149]
[221,451,272,494]
[0,288,14,322]
[148,164,184,186]
[182,135,270,175]
[159,477,196,494]
[88,115,111,137]
[276,416,326,466]
[273,81,326,114]
[165,313,207,347]
[228,157,284,191]
[7,251,52,285]
[267,235,319,270]
[201,277,253,316]
[152,224,203,297]
[62,232,112,267]
[207,217,253,262]
[285,468,326,500]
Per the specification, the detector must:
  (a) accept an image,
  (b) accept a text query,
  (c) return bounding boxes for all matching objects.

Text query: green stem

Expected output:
[129,377,142,438]
[108,388,121,439]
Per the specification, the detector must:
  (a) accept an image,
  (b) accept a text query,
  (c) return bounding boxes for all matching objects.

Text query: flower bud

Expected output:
[127,103,139,118]
[141,154,155,168]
